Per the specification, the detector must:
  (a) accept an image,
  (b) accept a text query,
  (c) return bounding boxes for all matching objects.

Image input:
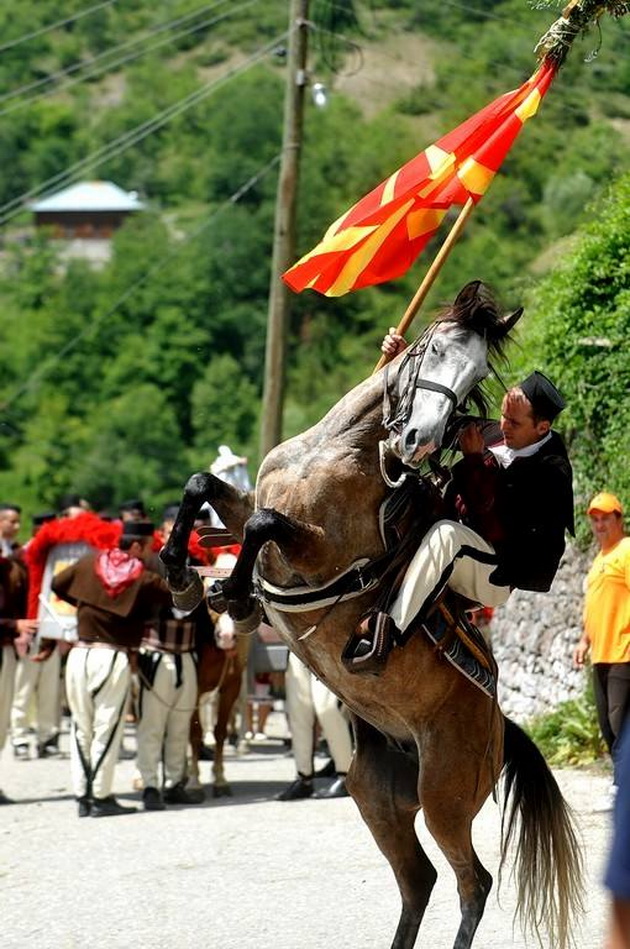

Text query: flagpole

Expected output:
[373,195,475,372]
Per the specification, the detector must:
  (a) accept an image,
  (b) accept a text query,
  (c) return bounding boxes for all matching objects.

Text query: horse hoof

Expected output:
[229,599,262,633]
[213,784,233,798]
[171,570,204,611]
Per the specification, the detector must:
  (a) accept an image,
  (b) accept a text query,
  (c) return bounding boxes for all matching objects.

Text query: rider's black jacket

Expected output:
[449,431,574,593]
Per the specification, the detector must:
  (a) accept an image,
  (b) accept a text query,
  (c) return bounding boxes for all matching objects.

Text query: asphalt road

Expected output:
[0,719,614,949]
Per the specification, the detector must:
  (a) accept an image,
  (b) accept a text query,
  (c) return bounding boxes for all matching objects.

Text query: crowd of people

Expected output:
[0,491,352,815]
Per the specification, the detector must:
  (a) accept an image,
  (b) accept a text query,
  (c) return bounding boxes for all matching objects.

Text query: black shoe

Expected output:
[0,791,14,805]
[163,782,205,805]
[77,796,91,817]
[13,743,29,760]
[143,787,166,811]
[275,776,314,802]
[314,758,336,779]
[341,612,399,677]
[91,795,137,817]
[38,736,60,758]
[315,776,350,799]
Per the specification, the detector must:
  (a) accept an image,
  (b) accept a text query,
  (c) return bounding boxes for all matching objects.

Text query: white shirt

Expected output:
[488,431,552,469]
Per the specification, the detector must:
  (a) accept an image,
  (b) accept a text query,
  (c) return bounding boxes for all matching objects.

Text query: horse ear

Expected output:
[499,306,524,334]
[454,280,483,307]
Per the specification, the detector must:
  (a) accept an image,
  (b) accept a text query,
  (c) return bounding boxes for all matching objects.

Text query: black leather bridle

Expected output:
[382,322,471,438]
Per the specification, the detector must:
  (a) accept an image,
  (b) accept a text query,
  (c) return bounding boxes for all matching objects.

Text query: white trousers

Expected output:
[0,644,17,752]
[285,652,353,777]
[65,647,130,800]
[136,650,197,790]
[11,649,61,745]
[390,519,511,632]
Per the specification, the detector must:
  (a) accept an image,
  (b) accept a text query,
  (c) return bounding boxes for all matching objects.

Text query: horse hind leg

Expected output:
[349,717,437,949]
[419,738,494,949]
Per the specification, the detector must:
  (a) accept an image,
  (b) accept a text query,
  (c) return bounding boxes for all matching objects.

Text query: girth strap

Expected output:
[255,558,380,613]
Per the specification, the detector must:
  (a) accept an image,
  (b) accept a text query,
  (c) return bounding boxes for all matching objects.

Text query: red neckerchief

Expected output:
[94,548,143,598]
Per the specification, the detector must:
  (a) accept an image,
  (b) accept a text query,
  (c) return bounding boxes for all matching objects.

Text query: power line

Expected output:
[0,0,117,54]
[0,153,281,414]
[0,0,257,116]
[0,28,289,227]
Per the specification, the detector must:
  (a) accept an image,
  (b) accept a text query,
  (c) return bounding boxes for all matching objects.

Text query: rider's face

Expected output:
[499,391,549,450]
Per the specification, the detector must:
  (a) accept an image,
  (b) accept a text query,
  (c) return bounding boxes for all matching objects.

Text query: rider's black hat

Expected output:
[519,371,565,421]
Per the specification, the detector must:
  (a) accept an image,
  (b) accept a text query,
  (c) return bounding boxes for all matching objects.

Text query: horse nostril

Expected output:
[404,429,418,452]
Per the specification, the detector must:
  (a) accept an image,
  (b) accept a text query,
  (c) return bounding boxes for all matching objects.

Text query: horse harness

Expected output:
[254,476,437,617]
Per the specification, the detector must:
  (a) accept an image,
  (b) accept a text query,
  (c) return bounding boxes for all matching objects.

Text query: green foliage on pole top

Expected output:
[535,0,630,66]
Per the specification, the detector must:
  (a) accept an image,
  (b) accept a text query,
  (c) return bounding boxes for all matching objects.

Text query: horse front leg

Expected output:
[211,659,242,798]
[221,507,325,615]
[160,471,253,608]
[348,717,436,949]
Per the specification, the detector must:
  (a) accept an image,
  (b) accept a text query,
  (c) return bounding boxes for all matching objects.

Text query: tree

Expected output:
[522,172,630,538]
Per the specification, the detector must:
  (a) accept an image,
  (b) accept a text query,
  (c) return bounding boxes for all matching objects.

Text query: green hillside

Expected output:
[0,0,628,523]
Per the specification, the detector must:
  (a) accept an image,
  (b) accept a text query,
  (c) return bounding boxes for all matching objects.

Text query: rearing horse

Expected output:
[161,282,583,949]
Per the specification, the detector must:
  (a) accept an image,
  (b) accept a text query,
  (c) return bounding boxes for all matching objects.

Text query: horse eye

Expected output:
[431,339,443,356]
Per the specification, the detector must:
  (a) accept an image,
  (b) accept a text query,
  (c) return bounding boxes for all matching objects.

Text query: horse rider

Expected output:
[348,328,574,672]
[52,520,175,817]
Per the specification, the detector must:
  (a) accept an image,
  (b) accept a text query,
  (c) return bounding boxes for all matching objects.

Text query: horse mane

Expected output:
[434,279,516,416]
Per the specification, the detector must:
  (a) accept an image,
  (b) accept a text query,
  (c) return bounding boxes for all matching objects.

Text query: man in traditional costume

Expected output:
[52,520,174,817]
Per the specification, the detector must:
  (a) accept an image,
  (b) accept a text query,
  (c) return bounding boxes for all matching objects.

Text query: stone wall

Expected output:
[490,542,593,723]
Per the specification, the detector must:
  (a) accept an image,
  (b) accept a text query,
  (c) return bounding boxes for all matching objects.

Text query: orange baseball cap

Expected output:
[587,492,623,516]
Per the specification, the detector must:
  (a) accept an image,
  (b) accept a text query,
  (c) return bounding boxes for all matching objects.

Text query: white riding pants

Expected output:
[136,650,197,790]
[390,519,511,633]
[65,646,130,800]
[285,652,353,777]
[11,648,61,745]
[0,644,17,752]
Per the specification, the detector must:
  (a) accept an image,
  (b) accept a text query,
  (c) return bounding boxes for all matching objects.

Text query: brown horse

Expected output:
[161,282,583,949]
[189,609,250,797]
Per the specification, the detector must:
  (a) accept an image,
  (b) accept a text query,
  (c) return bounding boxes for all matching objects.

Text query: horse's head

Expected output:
[386,281,523,466]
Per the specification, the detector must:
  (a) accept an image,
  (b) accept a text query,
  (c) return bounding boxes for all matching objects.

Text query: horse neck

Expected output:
[317,368,386,447]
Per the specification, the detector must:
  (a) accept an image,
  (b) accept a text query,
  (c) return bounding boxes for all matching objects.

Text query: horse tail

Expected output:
[500,716,584,949]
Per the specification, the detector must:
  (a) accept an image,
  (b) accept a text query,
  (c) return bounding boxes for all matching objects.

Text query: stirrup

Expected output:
[341,612,398,677]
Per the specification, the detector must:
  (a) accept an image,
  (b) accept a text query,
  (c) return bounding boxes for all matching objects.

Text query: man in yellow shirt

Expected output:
[574,492,630,810]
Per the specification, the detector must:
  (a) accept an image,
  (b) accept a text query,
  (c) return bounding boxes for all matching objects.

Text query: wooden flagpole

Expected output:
[373,195,475,372]
[372,0,630,375]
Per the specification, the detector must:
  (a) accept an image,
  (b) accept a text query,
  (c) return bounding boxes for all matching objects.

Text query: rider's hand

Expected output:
[16,618,38,637]
[458,423,485,455]
[573,638,590,668]
[381,327,406,358]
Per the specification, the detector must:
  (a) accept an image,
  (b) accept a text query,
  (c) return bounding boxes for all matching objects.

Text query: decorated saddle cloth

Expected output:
[421,597,498,699]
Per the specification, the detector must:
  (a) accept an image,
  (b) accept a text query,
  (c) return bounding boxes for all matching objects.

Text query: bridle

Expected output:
[382,320,480,438]
[379,320,490,490]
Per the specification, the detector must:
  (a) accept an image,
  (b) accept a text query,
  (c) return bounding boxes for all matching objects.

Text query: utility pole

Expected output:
[259,0,310,459]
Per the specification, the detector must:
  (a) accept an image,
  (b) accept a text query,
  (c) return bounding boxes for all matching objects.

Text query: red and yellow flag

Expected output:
[283,61,557,297]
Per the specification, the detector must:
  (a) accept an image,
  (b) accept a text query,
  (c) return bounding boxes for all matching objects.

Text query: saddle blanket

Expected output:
[421,609,497,700]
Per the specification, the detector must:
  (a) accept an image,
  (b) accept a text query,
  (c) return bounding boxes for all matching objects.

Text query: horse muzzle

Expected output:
[389,431,438,467]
